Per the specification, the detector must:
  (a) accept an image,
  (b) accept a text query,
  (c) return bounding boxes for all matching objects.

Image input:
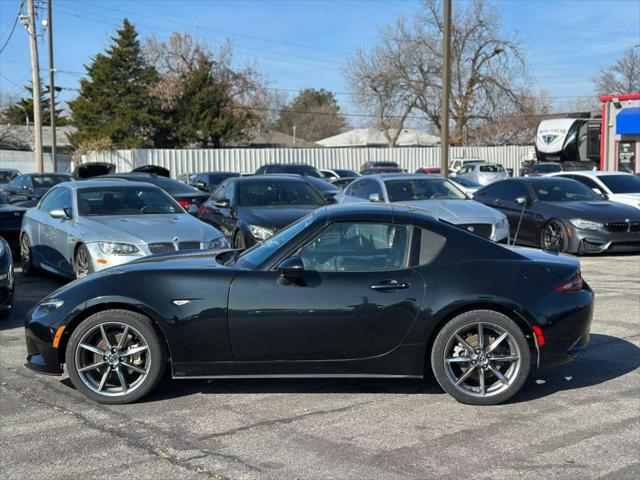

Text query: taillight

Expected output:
[555,271,583,293]
[178,199,190,209]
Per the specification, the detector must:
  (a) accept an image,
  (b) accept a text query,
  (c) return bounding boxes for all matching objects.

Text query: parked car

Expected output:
[0,168,21,188]
[337,174,509,242]
[20,181,228,279]
[95,173,209,214]
[449,158,483,173]
[360,161,400,173]
[177,173,197,185]
[0,194,26,250]
[72,162,116,180]
[0,236,15,319]
[198,175,327,248]
[331,168,360,178]
[448,175,482,195]
[473,177,640,254]
[550,171,640,209]
[319,169,339,181]
[455,163,509,186]
[527,162,562,176]
[190,172,240,193]
[297,174,341,202]
[255,163,324,178]
[415,166,441,174]
[25,203,594,406]
[3,173,72,204]
[331,177,358,189]
[131,165,170,177]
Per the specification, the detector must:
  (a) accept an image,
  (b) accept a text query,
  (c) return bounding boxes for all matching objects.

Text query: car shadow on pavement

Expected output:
[512,333,640,403]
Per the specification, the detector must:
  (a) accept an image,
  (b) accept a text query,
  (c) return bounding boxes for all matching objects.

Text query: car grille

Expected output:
[457,223,493,238]
[148,241,202,254]
[605,222,640,233]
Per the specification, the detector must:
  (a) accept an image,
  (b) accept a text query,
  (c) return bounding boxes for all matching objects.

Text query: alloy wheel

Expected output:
[443,322,521,398]
[20,235,30,271]
[542,221,566,251]
[74,247,91,278]
[74,322,150,397]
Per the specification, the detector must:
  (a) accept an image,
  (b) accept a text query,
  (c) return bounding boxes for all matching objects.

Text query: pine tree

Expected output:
[1,81,67,126]
[68,19,161,149]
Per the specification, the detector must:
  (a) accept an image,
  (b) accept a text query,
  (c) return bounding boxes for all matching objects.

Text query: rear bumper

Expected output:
[536,284,594,368]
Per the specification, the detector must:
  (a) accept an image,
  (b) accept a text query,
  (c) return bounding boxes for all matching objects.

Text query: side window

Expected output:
[572,176,600,190]
[344,181,362,198]
[9,176,23,189]
[298,222,411,272]
[416,228,446,266]
[475,183,500,199]
[352,180,371,199]
[500,182,529,202]
[212,182,228,202]
[39,188,62,212]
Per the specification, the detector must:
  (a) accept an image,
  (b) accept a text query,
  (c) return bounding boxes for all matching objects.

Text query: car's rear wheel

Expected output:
[233,231,246,250]
[541,219,568,252]
[431,310,531,405]
[65,309,167,404]
[74,244,93,279]
[20,233,37,277]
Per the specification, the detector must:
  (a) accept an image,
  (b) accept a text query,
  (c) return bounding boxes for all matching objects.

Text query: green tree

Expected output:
[68,19,161,149]
[274,88,346,142]
[1,82,67,126]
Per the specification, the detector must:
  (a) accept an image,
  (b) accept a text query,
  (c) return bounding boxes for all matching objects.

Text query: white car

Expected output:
[550,171,640,210]
[448,158,484,173]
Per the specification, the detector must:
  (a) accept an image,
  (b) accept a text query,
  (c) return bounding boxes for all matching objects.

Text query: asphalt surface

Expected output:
[1,255,639,480]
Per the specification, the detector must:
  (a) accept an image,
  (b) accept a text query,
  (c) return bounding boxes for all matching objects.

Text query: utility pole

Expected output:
[439,0,451,176]
[24,0,44,173]
[47,0,57,171]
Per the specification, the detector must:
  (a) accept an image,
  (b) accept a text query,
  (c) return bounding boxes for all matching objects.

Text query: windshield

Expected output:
[77,186,183,216]
[234,213,316,269]
[532,180,601,202]
[237,180,326,207]
[0,172,17,183]
[598,174,640,194]
[32,174,70,189]
[385,178,466,202]
[533,164,562,173]
[479,164,505,173]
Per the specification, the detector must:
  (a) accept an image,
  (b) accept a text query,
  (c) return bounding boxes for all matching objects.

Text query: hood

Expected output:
[237,205,317,229]
[540,200,640,223]
[131,165,170,177]
[80,214,223,244]
[609,192,640,205]
[396,199,504,224]
[72,162,115,180]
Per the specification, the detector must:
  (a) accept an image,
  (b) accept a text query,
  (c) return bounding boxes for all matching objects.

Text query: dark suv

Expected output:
[255,163,324,178]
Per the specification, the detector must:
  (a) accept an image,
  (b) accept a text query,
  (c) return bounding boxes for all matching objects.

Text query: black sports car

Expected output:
[198,175,327,248]
[190,171,240,193]
[0,236,15,319]
[3,173,72,204]
[25,203,593,406]
[95,173,209,214]
[0,194,26,249]
[474,177,640,254]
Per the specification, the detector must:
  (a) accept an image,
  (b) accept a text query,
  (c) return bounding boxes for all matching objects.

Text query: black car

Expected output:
[0,168,21,187]
[25,203,593,405]
[331,177,358,189]
[71,162,116,180]
[360,161,402,174]
[190,171,240,193]
[297,174,341,202]
[3,173,72,204]
[332,168,360,178]
[474,177,640,254]
[198,175,327,248]
[0,194,26,250]
[96,173,209,214]
[255,163,324,178]
[0,236,15,319]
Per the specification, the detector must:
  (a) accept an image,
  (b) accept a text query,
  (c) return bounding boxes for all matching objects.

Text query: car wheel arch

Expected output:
[423,303,538,374]
[56,301,173,366]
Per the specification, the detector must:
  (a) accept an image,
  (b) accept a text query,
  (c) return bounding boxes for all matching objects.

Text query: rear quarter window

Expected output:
[414,228,446,266]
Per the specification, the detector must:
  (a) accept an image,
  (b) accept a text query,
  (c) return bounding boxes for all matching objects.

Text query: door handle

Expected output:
[370,279,409,291]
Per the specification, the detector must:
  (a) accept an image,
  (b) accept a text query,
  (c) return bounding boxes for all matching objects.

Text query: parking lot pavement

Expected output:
[1,256,639,480]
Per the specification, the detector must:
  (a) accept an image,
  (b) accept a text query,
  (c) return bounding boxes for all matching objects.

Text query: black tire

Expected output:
[73,244,93,279]
[233,230,247,250]
[20,233,37,277]
[541,219,568,253]
[65,309,167,404]
[431,310,531,406]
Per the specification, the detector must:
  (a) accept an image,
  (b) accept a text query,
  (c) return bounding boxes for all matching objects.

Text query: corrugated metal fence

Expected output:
[83,145,535,177]
[0,150,72,173]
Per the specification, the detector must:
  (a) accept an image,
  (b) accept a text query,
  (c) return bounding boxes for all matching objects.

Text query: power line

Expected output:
[0,1,24,55]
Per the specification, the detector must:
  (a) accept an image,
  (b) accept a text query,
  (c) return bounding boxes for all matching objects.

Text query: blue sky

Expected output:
[0,0,638,125]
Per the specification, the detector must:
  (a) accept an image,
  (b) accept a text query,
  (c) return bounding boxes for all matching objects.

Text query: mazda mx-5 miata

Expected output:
[25,204,594,406]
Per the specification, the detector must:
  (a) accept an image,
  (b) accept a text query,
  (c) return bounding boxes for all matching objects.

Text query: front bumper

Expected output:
[84,242,146,273]
[568,228,640,254]
[25,315,63,375]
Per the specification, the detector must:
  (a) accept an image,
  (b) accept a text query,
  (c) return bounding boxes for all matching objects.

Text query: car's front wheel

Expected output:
[431,310,531,405]
[20,233,37,277]
[541,219,568,252]
[73,244,93,279]
[65,309,167,404]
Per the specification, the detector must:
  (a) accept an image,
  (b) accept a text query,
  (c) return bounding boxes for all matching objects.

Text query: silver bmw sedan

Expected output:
[20,180,228,279]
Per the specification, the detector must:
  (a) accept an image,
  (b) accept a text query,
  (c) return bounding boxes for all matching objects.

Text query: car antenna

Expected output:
[511,196,528,246]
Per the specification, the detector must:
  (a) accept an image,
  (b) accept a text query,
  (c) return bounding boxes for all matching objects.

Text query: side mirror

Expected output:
[195,181,208,191]
[279,256,304,281]
[214,199,230,208]
[368,193,381,203]
[49,208,70,219]
[515,196,532,206]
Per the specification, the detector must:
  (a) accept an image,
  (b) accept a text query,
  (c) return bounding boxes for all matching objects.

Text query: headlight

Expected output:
[33,298,64,319]
[98,242,142,256]
[248,225,275,241]
[569,219,602,231]
[208,237,229,249]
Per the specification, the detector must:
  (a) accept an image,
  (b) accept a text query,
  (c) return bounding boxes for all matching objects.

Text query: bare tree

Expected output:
[594,47,640,95]
[349,0,530,145]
